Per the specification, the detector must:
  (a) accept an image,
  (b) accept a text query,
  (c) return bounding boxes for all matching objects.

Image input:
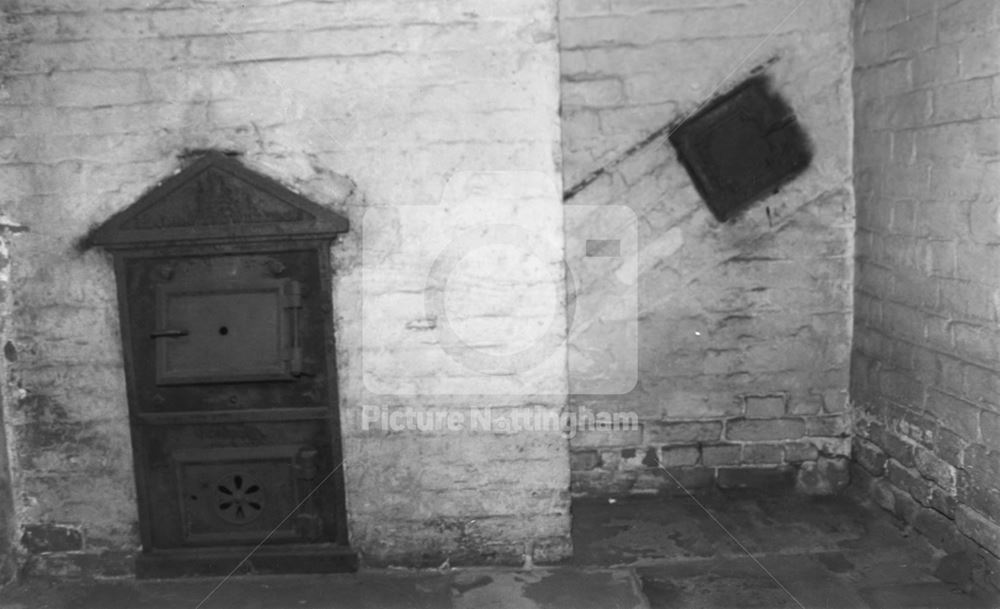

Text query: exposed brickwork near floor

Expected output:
[851,0,1000,592]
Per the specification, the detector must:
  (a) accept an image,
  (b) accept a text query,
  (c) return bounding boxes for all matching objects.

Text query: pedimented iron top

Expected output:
[86,152,349,249]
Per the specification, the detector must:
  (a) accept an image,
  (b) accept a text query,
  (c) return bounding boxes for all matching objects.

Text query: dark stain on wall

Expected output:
[21,524,83,554]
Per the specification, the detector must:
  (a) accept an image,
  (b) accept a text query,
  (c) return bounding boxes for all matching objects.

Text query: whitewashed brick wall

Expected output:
[852,0,1000,591]
[560,0,857,495]
[0,0,569,572]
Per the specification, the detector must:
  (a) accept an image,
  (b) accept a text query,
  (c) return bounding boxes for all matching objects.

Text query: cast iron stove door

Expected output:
[124,250,349,573]
[85,152,353,576]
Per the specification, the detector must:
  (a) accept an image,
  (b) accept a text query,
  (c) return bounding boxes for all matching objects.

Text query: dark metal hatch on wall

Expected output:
[87,152,355,577]
[668,75,813,223]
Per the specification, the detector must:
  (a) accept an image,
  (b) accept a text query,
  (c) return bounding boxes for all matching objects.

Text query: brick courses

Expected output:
[852,0,1000,591]
[1,0,997,584]
[563,0,856,496]
[0,0,569,573]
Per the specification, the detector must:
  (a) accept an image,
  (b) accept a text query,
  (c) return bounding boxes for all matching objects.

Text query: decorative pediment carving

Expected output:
[122,166,309,230]
[86,152,348,248]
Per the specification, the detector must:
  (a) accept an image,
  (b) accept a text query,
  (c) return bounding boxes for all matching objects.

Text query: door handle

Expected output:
[150,329,189,338]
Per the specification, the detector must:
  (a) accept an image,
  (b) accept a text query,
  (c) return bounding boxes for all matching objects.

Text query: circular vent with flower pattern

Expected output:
[214,473,264,524]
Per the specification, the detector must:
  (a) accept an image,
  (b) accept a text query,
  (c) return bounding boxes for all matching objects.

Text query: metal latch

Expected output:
[149,329,189,338]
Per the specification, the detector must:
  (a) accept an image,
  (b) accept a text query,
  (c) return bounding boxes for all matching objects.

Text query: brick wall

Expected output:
[1,0,568,573]
[560,0,856,495]
[851,0,1000,592]
[0,409,11,586]
[0,231,14,584]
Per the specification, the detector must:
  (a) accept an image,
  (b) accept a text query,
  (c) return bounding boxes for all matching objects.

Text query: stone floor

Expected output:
[572,491,997,609]
[1,490,997,608]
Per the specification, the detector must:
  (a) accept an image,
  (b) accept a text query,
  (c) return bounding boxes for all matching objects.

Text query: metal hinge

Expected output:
[284,280,304,376]
[294,446,319,480]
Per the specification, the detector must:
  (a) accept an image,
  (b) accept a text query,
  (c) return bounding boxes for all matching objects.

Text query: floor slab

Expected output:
[574,491,998,609]
[0,567,649,609]
[3,490,999,608]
